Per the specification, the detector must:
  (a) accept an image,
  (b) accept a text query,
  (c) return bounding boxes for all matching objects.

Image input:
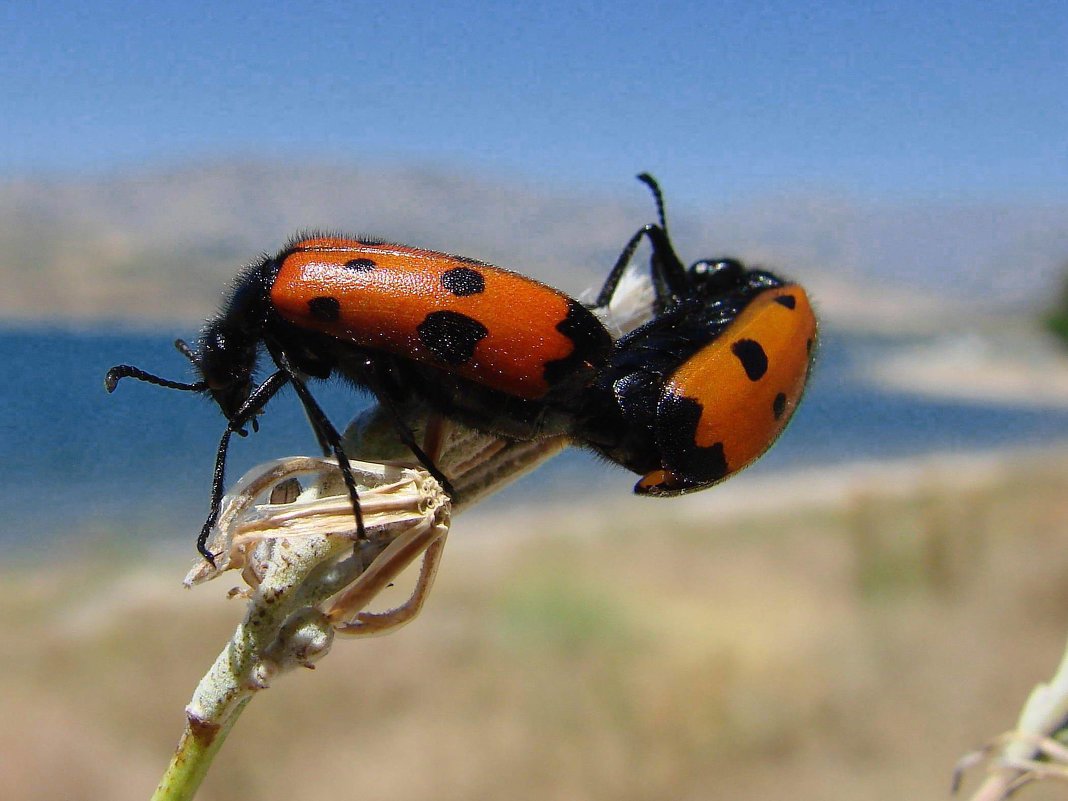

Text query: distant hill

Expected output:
[1,160,1065,329]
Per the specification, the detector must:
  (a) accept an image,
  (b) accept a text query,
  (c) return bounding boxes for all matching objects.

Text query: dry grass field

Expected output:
[4,448,1068,800]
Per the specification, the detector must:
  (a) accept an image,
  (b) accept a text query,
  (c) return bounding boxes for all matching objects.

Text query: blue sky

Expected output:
[3,1,1066,207]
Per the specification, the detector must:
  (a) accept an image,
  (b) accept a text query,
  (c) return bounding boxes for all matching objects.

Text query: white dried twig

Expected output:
[153,420,569,801]
[955,641,1068,800]
[153,457,449,800]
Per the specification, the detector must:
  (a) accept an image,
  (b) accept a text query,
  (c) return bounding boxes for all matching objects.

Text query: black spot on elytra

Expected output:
[806,337,814,354]
[773,392,787,420]
[774,294,797,309]
[657,392,729,485]
[344,258,377,271]
[441,266,485,297]
[308,296,341,322]
[417,310,488,366]
[732,339,768,381]
[543,299,613,391]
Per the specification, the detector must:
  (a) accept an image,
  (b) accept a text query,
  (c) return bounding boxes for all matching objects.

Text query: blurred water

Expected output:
[3,326,1068,553]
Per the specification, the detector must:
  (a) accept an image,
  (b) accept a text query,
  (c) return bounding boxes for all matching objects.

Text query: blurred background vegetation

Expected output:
[1045,268,1068,347]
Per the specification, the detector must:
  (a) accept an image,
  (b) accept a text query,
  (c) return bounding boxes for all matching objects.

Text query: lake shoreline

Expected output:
[458,442,1068,544]
[862,329,1068,410]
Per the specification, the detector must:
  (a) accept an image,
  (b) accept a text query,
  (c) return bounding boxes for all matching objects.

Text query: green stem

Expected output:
[151,697,251,801]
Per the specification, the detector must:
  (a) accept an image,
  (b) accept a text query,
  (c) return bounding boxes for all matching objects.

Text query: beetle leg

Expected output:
[351,358,458,497]
[197,369,291,564]
[270,350,367,540]
[593,174,690,311]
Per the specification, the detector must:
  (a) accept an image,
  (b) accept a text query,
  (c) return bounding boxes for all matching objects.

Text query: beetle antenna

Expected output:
[105,338,211,393]
[104,365,208,394]
[637,173,669,236]
[174,338,199,365]
[592,174,689,311]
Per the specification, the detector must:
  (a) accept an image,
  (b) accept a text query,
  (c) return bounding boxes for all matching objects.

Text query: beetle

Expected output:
[578,174,818,494]
[106,236,612,563]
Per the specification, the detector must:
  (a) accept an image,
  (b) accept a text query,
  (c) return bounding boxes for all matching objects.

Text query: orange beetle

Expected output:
[580,175,817,494]
[105,234,612,562]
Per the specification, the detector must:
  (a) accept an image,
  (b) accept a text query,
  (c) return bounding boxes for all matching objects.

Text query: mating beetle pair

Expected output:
[106,175,817,563]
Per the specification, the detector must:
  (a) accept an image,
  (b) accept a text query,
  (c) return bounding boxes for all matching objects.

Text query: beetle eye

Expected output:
[197,325,255,393]
[690,258,744,279]
[688,259,746,296]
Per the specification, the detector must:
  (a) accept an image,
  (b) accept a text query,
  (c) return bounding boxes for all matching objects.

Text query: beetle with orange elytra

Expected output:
[576,174,817,495]
[106,236,612,563]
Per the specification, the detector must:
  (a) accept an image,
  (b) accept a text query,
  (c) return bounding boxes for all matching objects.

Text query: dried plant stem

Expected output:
[148,416,568,800]
[957,639,1068,799]
[163,533,339,797]
[967,773,1019,801]
[150,458,445,800]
